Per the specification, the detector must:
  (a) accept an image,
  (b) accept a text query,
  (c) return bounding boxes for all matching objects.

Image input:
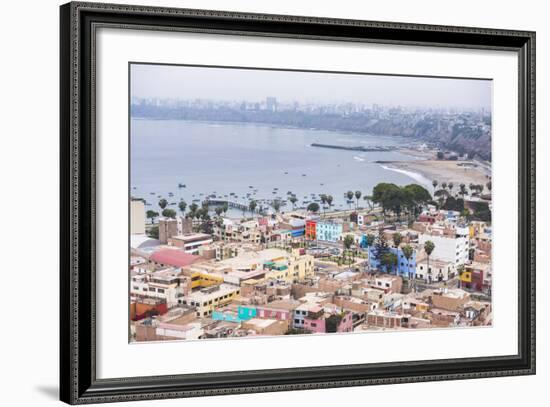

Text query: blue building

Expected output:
[316,220,343,242]
[212,305,257,323]
[368,246,416,278]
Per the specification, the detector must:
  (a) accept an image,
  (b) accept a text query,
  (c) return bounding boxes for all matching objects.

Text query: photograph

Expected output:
[129,63,494,342]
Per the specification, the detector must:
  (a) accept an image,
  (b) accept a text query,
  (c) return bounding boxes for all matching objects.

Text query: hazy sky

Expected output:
[131,63,492,109]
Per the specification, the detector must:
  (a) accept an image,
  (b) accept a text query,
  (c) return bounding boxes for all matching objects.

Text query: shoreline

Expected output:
[377,159,491,187]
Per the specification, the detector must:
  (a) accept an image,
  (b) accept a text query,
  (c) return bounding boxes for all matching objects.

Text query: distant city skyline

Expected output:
[131,63,492,110]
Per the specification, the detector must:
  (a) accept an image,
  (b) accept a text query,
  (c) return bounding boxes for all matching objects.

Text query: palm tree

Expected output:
[343,234,355,265]
[158,198,168,210]
[326,195,333,211]
[214,207,223,217]
[346,190,354,209]
[178,200,187,214]
[432,180,438,193]
[441,182,447,191]
[459,183,467,198]
[424,240,435,282]
[161,208,176,219]
[289,195,298,210]
[392,232,402,248]
[222,202,229,215]
[249,200,257,214]
[363,195,373,211]
[486,180,492,192]
[272,200,281,213]
[188,203,199,220]
[402,244,413,279]
[448,182,454,196]
[320,194,327,216]
[354,190,362,209]
[365,233,376,248]
[146,210,159,224]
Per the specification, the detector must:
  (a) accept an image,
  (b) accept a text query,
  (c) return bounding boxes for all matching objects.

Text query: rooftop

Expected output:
[150,249,203,268]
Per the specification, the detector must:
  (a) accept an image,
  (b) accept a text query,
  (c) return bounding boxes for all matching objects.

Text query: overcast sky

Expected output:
[131,63,492,110]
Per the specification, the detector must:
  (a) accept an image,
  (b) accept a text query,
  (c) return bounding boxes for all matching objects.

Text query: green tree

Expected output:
[354,190,362,209]
[365,233,376,247]
[363,195,373,211]
[402,244,414,278]
[222,202,229,215]
[381,252,398,274]
[326,195,333,209]
[343,234,355,265]
[371,235,390,271]
[187,203,199,219]
[307,202,320,213]
[424,240,435,280]
[346,190,354,209]
[272,199,282,213]
[162,208,176,218]
[215,207,223,217]
[178,200,187,214]
[146,210,159,224]
[147,225,159,239]
[392,232,402,248]
[289,195,298,209]
[320,194,327,216]
[459,183,467,198]
[249,200,257,214]
[158,198,168,210]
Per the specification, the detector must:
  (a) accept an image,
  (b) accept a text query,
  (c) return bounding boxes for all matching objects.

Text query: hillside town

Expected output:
[129,180,492,342]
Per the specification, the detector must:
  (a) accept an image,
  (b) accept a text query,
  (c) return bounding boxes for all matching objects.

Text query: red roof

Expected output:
[150,249,202,267]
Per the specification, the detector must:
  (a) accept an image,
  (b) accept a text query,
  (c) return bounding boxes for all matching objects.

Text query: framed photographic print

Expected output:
[60,1,536,404]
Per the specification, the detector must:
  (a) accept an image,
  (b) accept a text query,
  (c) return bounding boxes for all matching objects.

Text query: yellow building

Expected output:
[460,270,473,283]
[181,284,241,317]
[181,269,224,290]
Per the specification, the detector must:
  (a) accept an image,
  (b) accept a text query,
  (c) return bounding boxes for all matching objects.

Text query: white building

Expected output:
[156,321,203,341]
[418,232,469,266]
[130,199,145,234]
[415,257,457,283]
[130,268,183,307]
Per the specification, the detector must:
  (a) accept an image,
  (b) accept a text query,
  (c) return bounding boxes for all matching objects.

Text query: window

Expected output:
[133,286,139,290]
[157,288,165,294]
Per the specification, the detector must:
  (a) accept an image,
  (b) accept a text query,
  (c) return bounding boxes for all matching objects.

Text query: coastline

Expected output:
[378,159,491,187]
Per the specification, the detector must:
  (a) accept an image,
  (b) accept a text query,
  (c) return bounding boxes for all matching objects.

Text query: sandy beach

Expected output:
[383,159,491,186]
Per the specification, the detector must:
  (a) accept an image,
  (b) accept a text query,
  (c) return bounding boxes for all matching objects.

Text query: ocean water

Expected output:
[130,119,430,216]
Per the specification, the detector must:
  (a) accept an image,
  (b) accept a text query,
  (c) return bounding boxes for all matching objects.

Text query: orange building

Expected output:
[305,219,317,240]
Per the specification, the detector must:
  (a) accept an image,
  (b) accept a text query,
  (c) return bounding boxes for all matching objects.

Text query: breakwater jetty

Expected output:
[310,143,396,152]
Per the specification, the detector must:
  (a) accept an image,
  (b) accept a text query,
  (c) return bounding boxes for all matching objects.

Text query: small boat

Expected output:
[149,192,155,195]
[302,174,306,176]
[178,183,186,188]
[284,172,288,174]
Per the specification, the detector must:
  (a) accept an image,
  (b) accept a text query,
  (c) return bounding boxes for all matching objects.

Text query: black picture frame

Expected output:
[60,2,536,404]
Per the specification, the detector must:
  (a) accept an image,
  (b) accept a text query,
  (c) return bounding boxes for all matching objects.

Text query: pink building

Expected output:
[255,300,300,321]
[303,307,353,334]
